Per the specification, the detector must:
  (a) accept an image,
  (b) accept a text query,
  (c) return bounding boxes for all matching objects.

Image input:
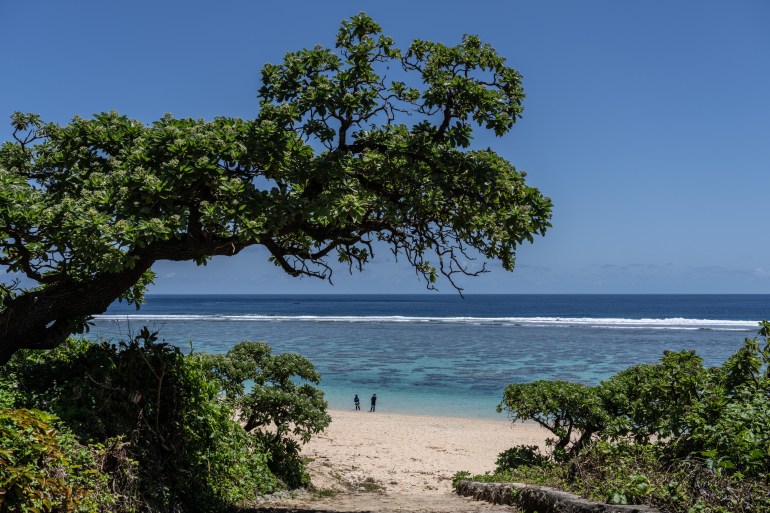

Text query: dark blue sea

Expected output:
[91,294,770,418]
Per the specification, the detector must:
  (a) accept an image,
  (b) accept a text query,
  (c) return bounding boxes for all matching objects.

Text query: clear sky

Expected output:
[2,1,769,294]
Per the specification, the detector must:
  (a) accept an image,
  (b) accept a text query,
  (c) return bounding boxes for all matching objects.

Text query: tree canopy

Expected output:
[0,13,552,363]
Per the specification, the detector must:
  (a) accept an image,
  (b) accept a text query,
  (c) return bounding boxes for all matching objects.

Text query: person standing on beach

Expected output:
[370,393,377,412]
[354,394,360,410]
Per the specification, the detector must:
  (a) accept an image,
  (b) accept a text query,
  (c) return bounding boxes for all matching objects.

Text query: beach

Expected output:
[90,295,768,510]
[255,409,551,512]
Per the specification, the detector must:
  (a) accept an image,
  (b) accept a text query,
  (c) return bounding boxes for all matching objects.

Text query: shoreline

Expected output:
[320,388,507,420]
[322,407,513,423]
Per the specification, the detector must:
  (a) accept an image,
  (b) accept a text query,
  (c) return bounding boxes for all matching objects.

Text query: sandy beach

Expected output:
[254,409,551,512]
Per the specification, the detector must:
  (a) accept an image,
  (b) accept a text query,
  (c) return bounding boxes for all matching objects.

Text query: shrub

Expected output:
[1,332,276,512]
[495,445,549,472]
[491,323,770,511]
[0,408,116,512]
[598,349,708,443]
[568,441,667,506]
[451,471,472,489]
[201,341,331,488]
[498,380,606,459]
[687,378,770,478]
[499,324,770,478]
[568,440,770,512]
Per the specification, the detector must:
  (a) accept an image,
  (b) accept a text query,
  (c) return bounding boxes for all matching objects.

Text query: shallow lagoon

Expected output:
[90,294,769,418]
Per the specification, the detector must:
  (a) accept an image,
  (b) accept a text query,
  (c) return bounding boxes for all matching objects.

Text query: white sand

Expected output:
[253,410,549,513]
[259,409,551,512]
[305,409,549,494]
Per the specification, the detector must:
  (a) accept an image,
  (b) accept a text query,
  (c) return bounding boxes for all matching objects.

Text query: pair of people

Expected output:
[354,393,376,412]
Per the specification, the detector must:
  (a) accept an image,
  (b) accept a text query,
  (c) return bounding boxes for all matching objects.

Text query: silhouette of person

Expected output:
[354,394,360,410]
[370,393,377,412]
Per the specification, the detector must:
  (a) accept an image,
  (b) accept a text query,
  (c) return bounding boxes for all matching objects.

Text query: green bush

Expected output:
[451,471,472,489]
[0,377,15,409]
[689,387,770,475]
[1,332,277,512]
[0,333,332,510]
[599,349,708,443]
[568,441,669,506]
[201,341,331,488]
[0,408,115,512]
[497,380,606,458]
[495,445,549,472]
[567,440,770,512]
[490,323,770,511]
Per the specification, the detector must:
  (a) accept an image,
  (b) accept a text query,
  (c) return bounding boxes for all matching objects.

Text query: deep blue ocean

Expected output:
[91,294,770,418]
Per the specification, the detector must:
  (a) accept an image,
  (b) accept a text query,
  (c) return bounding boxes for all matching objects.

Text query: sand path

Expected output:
[247,409,550,512]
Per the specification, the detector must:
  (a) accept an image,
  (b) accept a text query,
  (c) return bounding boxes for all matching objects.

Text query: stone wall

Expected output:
[456,481,660,513]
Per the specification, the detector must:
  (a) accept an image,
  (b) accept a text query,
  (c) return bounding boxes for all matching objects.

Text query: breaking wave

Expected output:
[93,314,759,331]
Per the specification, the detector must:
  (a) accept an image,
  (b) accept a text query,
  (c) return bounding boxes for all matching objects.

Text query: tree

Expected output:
[497,324,770,478]
[202,341,331,487]
[498,380,607,458]
[204,341,331,440]
[598,349,708,443]
[0,13,552,364]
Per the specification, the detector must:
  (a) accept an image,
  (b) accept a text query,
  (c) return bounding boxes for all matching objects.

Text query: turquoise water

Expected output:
[90,294,770,418]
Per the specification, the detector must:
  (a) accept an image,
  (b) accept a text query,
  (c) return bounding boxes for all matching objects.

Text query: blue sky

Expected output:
[2,1,769,294]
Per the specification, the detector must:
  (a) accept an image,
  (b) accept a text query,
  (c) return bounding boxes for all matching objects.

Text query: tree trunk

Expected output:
[0,258,153,365]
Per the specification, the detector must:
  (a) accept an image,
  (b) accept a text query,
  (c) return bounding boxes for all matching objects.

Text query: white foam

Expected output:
[93,314,759,331]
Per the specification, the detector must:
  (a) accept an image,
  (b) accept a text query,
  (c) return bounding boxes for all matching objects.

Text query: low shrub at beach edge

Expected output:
[461,323,770,513]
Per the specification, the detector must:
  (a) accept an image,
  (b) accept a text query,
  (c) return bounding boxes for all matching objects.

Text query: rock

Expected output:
[456,481,660,513]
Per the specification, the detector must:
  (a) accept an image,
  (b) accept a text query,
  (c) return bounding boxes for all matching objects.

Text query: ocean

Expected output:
[91,294,770,418]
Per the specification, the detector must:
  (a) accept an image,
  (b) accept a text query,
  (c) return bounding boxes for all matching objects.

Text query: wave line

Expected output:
[93,314,759,330]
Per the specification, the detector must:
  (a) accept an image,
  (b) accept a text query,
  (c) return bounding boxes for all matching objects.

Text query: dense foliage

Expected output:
[489,323,770,512]
[0,408,117,512]
[203,341,331,488]
[0,12,552,363]
[497,380,605,459]
[0,334,329,512]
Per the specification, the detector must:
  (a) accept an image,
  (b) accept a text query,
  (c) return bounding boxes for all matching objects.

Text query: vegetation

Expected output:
[0,333,329,512]
[0,13,554,511]
[498,380,605,459]
[0,12,551,364]
[359,477,383,493]
[474,323,770,512]
[0,408,118,512]
[202,341,332,488]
